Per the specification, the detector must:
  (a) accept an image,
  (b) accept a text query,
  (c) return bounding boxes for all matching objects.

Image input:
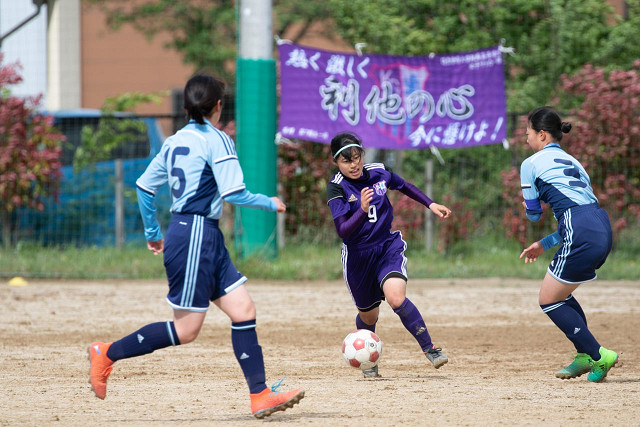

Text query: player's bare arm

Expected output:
[428,203,451,218]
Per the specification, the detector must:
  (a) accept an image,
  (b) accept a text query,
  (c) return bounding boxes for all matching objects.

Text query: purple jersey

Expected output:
[327,163,405,248]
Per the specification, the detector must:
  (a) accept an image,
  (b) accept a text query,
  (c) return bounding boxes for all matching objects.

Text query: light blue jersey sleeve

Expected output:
[136,145,169,195]
[520,157,543,222]
[540,231,562,251]
[208,131,245,198]
[136,187,163,241]
[135,144,170,241]
[210,131,276,211]
[224,189,277,210]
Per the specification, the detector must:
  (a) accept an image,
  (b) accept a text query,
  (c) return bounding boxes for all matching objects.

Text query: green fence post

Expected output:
[234,0,277,259]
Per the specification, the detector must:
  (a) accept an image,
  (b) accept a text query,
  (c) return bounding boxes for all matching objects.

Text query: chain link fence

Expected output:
[6,109,639,258]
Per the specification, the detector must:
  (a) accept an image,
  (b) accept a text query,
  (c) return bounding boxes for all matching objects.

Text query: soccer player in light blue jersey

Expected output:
[88,75,304,418]
[519,106,618,382]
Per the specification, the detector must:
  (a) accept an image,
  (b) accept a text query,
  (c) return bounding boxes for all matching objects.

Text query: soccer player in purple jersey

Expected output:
[88,74,304,418]
[326,131,452,378]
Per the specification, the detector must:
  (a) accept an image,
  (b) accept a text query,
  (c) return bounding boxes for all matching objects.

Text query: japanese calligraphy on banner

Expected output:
[278,43,507,149]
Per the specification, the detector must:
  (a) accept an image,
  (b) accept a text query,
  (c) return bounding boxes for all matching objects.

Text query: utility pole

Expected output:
[235,0,278,258]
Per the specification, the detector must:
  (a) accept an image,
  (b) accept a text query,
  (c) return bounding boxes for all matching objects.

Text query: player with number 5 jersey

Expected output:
[519,106,618,382]
[88,74,304,418]
[326,132,452,378]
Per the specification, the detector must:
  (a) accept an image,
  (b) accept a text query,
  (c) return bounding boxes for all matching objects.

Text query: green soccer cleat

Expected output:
[555,353,592,379]
[587,346,619,383]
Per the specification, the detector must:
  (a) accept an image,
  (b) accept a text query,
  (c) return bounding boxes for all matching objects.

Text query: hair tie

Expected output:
[333,143,362,159]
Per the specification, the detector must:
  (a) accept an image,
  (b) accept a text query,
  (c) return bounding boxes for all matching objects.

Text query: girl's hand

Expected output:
[271,197,287,213]
[520,241,544,263]
[147,238,164,255]
[360,187,374,212]
[429,203,451,219]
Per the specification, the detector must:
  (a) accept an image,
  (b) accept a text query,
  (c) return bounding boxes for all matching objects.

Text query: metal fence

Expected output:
[7,110,640,255]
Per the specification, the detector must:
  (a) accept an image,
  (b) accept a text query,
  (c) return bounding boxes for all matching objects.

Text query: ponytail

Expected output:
[184,74,226,125]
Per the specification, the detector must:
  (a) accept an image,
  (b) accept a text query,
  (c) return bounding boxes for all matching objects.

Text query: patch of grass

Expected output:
[0,242,166,279]
[0,237,637,281]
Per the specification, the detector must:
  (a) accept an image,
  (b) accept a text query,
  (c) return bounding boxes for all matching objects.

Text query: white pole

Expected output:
[115,159,124,248]
[238,0,272,59]
[46,0,81,110]
[425,158,434,251]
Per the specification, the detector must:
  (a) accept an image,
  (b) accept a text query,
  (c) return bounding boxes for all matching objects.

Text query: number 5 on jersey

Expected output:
[169,146,190,198]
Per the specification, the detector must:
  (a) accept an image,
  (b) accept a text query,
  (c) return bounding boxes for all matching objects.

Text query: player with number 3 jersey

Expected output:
[326,132,452,378]
[519,106,618,382]
[88,74,304,418]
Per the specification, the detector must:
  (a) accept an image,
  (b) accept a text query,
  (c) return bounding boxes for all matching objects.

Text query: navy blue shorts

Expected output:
[341,231,408,311]
[548,204,612,285]
[163,213,246,312]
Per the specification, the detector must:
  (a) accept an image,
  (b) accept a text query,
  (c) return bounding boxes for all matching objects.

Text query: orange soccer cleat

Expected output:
[88,342,114,399]
[250,377,305,419]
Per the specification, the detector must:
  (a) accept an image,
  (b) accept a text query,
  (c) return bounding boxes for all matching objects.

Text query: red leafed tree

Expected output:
[501,61,640,247]
[277,139,335,242]
[557,61,640,233]
[0,55,64,247]
[436,195,473,254]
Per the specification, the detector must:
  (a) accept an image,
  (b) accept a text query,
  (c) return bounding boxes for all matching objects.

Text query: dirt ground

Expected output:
[1,278,639,426]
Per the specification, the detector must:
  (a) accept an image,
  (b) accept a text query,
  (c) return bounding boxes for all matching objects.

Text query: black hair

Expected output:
[528,106,572,141]
[184,74,226,125]
[330,132,364,162]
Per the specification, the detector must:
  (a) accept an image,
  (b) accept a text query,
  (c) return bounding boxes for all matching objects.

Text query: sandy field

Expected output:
[1,278,639,426]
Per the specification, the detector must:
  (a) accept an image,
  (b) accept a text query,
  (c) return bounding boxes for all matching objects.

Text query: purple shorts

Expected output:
[340,231,408,311]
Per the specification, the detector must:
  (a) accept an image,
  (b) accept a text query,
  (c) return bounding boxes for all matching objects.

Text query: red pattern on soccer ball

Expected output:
[341,329,383,372]
[352,338,365,350]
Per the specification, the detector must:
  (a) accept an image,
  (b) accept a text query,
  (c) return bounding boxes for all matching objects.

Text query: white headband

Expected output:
[333,143,362,159]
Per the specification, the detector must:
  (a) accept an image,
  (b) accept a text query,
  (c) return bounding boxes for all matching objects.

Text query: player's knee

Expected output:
[179,331,197,344]
[175,325,201,344]
[235,299,256,322]
[358,310,378,325]
[243,303,256,320]
[386,293,405,309]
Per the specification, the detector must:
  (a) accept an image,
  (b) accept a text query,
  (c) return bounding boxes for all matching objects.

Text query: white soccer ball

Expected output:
[341,329,382,370]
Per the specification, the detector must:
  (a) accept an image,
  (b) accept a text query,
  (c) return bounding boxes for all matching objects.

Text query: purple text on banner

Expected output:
[278,43,507,150]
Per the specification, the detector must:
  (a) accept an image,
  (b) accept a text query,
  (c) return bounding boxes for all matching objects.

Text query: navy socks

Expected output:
[541,299,600,360]
[107,321,180,361]
[564,294,587,325]
[231,320,267,394]
[393,298,433,352]
[356,313,377,332]
[104,318,269,394]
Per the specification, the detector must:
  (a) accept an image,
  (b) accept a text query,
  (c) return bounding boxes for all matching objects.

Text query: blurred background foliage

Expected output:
[1,0,638,279]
